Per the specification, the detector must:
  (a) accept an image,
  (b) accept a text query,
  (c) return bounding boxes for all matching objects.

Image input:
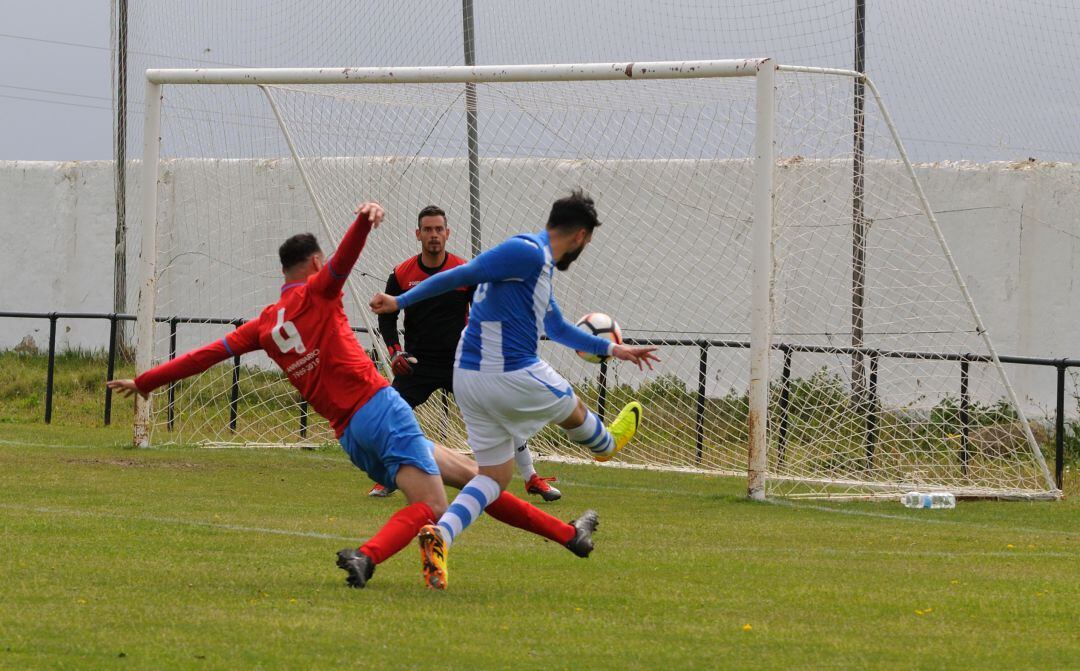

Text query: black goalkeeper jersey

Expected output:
[379,253,474,367]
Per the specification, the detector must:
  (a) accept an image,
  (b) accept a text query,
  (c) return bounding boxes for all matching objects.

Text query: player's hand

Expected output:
[106,378,148,400]
[611,344,661,371]
[355,201,385,229]
[369,292,399,314]
[390,350,418,376]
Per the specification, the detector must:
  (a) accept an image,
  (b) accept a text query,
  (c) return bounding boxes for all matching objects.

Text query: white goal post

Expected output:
[134,59,1059,500]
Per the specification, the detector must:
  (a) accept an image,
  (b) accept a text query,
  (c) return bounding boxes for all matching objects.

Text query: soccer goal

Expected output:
[133,59,1059,500]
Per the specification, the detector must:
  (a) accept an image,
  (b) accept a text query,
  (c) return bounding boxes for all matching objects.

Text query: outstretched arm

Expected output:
[377,269,418,376]
[309,202,385,299]
[377,270,404,352]
[370,237,543,314]
[107,320,262,398]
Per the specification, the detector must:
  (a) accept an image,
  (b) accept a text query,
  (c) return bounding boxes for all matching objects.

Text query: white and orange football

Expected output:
[574,312,622,363]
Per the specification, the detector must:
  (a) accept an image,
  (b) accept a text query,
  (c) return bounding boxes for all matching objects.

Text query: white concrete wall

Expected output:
[0,161,123,351]
[1,158,1078,413]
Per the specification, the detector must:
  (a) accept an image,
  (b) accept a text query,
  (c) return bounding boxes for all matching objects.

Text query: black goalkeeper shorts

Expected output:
[391,362,454,409]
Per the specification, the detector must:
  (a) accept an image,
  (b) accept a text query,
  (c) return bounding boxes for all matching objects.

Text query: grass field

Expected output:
[1,418,1078,670]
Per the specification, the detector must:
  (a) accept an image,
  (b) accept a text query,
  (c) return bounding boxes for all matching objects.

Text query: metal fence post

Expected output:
[1055,362,1066,490]
[960,359,971,475]
[104,313,119,425]
[167,317,178,430]
[299,399,308,438]
[850,0,869,413]
[461,0,482,258]
[865,352,879,469]
[776,347,793,468]
[229,320,242,432]
[695,342,708,464]
[44,313,59,424]
[597,359,609,423]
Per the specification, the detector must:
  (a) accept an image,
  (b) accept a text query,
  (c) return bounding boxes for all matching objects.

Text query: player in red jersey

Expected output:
[107,203,599,589]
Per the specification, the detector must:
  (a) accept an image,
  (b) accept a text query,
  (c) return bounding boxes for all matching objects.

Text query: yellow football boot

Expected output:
[595,401,642,462]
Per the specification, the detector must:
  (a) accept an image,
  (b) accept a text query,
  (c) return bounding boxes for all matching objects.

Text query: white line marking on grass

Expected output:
[557,479,1078,539]
[766,498,1079,538]
[0,502,362,543]
[0,502,1074,560]
[708,545,1078,560]
[0,439,111,449]
[556,478,708,498]
[0,438,349,463]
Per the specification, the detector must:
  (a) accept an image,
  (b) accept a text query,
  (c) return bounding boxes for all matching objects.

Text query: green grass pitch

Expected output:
[0,421,1077,670]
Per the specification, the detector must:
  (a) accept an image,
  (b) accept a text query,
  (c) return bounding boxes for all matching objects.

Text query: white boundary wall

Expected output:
[1,158,1078,412]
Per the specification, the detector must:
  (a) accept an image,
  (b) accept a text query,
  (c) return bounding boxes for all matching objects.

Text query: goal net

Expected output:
[133,60,1059,500]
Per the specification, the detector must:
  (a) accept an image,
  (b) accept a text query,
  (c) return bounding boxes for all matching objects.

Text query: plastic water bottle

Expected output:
[901,492,956,509]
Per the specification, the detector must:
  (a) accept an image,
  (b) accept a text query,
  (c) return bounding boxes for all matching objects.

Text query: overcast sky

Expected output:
[0,1,113,161]
[2,1,1078,163]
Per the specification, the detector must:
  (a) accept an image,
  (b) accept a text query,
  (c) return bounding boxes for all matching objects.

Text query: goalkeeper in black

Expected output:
[371,205,563,501]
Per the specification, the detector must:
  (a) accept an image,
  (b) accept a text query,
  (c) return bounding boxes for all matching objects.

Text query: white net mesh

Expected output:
[139,66,1057,499]
[118,2,1080,415]
[766,70,1055,498]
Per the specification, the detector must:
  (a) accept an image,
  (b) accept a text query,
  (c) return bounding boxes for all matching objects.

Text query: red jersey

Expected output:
[134,213,387,437]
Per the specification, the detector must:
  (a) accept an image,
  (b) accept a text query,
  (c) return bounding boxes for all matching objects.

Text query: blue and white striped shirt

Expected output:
[394,230,614,372]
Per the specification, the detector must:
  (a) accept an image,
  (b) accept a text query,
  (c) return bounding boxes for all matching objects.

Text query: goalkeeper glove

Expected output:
[388,345,417,376]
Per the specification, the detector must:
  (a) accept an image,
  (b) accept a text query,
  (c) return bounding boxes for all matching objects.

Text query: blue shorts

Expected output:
[339,386,440,488]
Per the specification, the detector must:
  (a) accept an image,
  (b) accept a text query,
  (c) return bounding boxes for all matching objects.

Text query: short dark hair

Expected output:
[279,233,322,271]
[417,205,447,228]
[546,189,600,233]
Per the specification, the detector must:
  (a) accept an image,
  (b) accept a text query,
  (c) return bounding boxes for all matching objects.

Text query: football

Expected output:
[574,312,622,363]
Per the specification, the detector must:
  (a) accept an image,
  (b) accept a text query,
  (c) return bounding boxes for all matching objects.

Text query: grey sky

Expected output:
[2,1,1079,163]
[0,1,113,160]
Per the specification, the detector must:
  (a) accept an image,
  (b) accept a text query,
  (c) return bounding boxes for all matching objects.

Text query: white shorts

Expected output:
[453,361,579,466]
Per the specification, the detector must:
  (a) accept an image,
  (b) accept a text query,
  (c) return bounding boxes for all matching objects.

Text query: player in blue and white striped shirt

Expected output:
[370,190,659,589]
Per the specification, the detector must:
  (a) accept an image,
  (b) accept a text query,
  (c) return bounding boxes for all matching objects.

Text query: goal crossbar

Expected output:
[145,59,771,86]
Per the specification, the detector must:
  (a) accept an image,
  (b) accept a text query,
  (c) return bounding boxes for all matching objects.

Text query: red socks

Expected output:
[359,501,435,565]
[486,492,575,545]
[358,495,574,564]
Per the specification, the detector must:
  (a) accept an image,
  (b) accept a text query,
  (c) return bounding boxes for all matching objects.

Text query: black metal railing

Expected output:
[1,310,1075,490]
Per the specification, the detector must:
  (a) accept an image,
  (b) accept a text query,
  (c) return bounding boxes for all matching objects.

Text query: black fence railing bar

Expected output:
[1,310,1075,490]
[960,359,971,475]
[596,359,609,424]
[695,342,708,465]
[775,348,794,468]
[167,318,178,430]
